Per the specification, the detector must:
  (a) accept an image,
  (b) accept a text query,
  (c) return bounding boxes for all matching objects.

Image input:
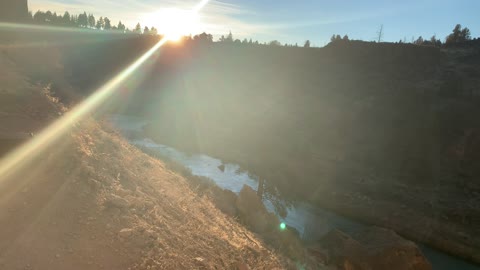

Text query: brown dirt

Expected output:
[0,52,289,270]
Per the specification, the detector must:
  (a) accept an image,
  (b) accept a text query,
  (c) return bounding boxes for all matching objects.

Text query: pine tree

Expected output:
[78,12,88,27]
[104,17,111,30]
[96,16,104,29]
[87,14,95,28]
[117,21,125,31]
[135,23,142,34]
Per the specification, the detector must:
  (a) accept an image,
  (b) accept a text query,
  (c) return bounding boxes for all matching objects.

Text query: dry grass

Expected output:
[0,52,290,269]
[75,123,288,269]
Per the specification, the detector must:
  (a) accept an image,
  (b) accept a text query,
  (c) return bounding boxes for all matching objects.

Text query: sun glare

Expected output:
[143,8,201,41]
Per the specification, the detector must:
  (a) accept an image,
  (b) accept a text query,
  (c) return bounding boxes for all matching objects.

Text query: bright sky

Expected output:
[29,0,479,46]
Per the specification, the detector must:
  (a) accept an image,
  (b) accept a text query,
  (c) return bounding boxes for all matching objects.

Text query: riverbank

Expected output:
[142,121,480,266]
[129,43,480,265]
[0,50,292,269]
[108,114,480,270]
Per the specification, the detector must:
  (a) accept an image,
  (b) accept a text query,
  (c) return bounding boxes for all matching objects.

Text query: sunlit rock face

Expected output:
[0,0,29,22]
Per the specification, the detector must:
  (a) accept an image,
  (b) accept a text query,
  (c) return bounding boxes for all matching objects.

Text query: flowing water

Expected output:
[109,114,479,270]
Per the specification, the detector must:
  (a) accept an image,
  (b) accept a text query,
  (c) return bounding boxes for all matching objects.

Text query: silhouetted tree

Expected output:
[193,32,213,43]
[62,11,71,26]
[446,24,471,44]
[117,21,125,31]
[343,35,349,41]
[430,35,442,47]
[330,34,342,43]
[96,16,104,29]
[53,12,60,24]
[304,40,311,48]
[71,14,78,26]
[45,11,52,22]
[414,36,424,45]
[226,31,234,42]
[78,12,88,27]
[269,40,282,46]
[376,24,384,42]
[88,14,95,28]
[135,22,142,34]
[461,27,471,40]
[219,31,234,43]
[33,11,45,23]
[103,17,111,30]
[143,26,149,34]
[150,26,158,35]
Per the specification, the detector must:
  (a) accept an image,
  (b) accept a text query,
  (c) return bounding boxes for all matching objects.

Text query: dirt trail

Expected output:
[0,54,287,270]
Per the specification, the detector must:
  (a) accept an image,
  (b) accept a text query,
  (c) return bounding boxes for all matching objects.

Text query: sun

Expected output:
[143,8,201,41]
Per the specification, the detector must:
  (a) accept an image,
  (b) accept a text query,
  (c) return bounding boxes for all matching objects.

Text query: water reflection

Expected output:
[109,114,480,270]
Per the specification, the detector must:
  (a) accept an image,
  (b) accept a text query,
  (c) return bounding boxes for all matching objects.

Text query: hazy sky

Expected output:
[29,0,479,45]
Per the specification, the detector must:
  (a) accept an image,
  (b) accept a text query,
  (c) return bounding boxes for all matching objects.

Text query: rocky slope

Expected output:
[132,42,480,264]
[0,49,289,270]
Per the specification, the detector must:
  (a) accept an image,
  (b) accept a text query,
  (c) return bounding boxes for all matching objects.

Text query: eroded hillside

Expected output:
[128,41,480,263]
[0,47,290,270]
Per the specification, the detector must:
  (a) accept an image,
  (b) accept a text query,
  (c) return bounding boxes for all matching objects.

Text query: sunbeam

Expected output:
[0,37,166,180]
[0,0,210,181]
[194,0,211,12]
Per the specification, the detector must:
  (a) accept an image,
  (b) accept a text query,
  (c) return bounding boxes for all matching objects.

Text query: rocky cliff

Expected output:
[0,0,29,22]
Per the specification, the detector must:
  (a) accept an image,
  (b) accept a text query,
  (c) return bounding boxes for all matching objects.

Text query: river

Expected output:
[109,114,479,270]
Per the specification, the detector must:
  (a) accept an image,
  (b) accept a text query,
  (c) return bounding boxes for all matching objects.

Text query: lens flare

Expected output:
[280,222,286,230]
[143,8,200,41]
[0,0,210,182]
[194,0,211,12]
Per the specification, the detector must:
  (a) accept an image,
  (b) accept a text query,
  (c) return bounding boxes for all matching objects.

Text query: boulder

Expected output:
[354,227,432,270]
[212,188,238,217]
[320,229,370,269]
[235,185,305,260]
[218,164,226,172]
[236,185,278,233]
[319,227,432,270]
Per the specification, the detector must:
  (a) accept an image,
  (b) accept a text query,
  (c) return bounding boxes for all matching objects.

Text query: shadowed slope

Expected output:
[0,48,287,270]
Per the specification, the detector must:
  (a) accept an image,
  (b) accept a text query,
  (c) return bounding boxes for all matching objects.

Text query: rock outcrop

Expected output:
[319,227,432,270]
[236,185,279,234]
[0,0,29,22]
[212,188,238,217]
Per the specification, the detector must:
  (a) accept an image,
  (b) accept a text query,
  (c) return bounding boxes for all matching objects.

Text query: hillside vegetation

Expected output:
[3,28,480,264]
[131,40,480,262]
[0,45,291,269]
